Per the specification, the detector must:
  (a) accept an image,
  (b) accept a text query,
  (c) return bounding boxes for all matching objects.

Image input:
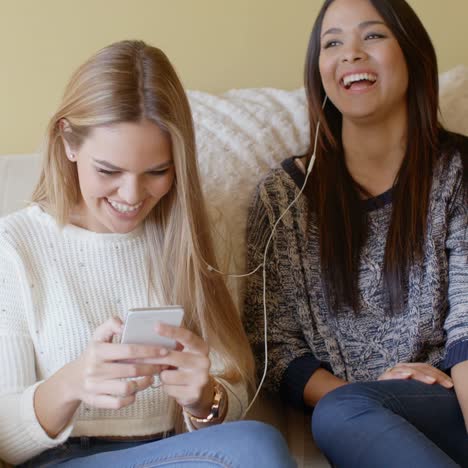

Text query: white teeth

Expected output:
[343,73,377,87]
[108,199,143,213]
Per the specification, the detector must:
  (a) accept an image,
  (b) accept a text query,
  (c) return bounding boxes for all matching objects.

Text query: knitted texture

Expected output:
[244,151,467,394]
[0,206,246,465]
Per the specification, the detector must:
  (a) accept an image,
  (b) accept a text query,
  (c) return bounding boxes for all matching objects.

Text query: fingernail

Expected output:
[425,376,436,383]
[159,348,168,356]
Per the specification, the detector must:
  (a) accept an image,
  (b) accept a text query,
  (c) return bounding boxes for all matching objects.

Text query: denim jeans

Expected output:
[20,421,296,468]
[312,379,468,468]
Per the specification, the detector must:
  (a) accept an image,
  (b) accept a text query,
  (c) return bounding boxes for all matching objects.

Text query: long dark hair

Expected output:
[304,0,463,313]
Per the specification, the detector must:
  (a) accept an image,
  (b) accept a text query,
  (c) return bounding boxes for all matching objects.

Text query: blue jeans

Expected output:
[312,380,468,468]
[20,421,296,467]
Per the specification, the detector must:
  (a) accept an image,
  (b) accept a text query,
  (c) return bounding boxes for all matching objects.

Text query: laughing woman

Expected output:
[0,40,295,468]
[244,0,468,467]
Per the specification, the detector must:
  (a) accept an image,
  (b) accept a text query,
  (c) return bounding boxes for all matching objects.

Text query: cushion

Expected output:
[439,65,468,136]
[0,153,41,216]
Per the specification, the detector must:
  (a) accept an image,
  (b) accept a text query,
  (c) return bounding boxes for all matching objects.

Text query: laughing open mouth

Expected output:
[342,72,378,90]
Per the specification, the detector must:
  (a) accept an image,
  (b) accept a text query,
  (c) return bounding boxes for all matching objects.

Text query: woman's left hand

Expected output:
[150,322,216,417]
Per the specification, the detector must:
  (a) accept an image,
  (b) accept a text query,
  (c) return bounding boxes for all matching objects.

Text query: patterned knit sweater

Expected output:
[244,150,467,407]
[0,205,247,465]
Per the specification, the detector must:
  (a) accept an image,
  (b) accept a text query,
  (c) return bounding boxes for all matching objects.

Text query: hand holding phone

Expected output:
[120,306,184,349]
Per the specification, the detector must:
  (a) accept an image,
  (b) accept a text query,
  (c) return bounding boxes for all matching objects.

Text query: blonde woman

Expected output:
[0,40,294,467]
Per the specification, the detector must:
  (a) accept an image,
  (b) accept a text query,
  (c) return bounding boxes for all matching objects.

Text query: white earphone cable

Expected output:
[206,96,327,417]
[241,101,324,417]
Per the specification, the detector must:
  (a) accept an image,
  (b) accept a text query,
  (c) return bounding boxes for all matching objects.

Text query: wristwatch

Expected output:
[184,379,226,424]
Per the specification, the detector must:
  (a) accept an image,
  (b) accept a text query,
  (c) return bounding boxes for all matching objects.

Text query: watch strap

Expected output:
[184,379,226,424]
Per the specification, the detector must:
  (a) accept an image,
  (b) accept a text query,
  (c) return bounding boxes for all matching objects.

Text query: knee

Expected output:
[227,421,294,467]
[231,420,286,447]
[312,382,383,448]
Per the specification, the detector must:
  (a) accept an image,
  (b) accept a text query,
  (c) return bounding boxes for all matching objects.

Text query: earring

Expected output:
[68,153,76,161]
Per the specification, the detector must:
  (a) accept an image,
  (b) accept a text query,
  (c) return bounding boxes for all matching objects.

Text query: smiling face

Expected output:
[318,0,409,122]
[64,119,174,234]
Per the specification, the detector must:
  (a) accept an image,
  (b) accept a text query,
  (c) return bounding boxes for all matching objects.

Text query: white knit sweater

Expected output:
[0,205,247,465]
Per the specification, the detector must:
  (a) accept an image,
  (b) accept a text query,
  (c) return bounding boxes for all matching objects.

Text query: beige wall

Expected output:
[1,0,467,155]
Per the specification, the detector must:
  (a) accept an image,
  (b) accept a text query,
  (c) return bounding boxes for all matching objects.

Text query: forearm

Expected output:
[304,368,348,407]
[34,360,81,438]
[452,360,468,433]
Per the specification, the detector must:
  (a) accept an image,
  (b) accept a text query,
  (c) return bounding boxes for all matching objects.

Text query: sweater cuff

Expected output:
[280,354,323,409]
[21,381,75,448]
[217,377,245,423]
[442,339,468,369]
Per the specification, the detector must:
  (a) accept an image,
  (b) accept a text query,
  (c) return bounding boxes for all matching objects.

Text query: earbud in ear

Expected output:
[306,94,329,175]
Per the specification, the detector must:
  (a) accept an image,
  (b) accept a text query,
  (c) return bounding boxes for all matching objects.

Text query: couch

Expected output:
[1,65,467,467]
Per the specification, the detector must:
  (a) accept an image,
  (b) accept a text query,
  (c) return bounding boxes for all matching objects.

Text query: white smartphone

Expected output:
[120,306,184,349]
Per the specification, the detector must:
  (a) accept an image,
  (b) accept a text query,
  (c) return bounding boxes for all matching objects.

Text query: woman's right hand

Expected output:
[378,362,454,389]
[69,317,163,410]
[34,316,165,438]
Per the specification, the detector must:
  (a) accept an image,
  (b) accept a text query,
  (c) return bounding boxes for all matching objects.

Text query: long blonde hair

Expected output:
[32,40,255,428]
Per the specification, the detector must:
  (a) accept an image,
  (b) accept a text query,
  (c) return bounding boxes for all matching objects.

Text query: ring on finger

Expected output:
[151,375,162,389]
